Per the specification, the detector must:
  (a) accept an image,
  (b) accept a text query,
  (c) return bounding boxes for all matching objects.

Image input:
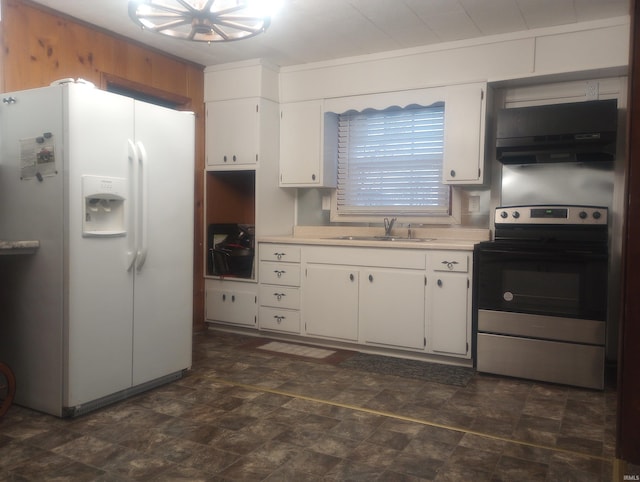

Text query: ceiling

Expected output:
[28,0,630,68]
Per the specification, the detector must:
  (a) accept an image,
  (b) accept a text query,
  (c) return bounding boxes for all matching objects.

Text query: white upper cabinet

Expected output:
[279,100,337,187]
[206,98,261,167]
[443,82,487,185]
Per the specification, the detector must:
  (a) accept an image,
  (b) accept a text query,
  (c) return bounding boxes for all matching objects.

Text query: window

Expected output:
[335,104,450,218]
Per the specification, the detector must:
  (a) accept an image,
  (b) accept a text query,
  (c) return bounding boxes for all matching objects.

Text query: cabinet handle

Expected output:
[274,270,285,278]
[274,252,285,260]
[450,169,456,177]
[311,173,316,181]
[441,260,458,270]
[368,274,373,282]
[349,273,354,281]
[274,315,286,324]
[274,292,286,301]
[232,155,237,162]
[223,155,227,163]
[231,295,235,302]
[437,279,443,287]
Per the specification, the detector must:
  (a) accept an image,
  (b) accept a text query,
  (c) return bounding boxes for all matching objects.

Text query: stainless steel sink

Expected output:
[331,235,435,242]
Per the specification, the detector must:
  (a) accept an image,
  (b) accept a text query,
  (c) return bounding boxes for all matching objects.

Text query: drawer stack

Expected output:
[258,244,301,334]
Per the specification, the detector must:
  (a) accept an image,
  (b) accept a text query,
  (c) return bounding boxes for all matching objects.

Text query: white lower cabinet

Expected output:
[205,279,257,327]
[427,251,472,358]
[303,264,425,348]
[360,268,426,350]
[255,243,473,361]
[304,264,359,341]
[301,247,427,349]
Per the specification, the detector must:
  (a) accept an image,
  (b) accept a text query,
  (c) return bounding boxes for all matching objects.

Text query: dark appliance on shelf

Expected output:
[496,99,617,164]
[207,223,255,278]
[473,205,608,389]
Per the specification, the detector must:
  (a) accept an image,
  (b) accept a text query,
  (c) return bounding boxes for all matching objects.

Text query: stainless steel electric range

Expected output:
[473,205,608,390]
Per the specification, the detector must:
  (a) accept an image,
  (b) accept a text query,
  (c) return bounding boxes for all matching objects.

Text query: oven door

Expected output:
[473,241,607,389]
[474,242,608,321]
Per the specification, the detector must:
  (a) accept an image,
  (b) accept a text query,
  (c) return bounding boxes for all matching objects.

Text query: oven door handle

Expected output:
[477,248,606,258]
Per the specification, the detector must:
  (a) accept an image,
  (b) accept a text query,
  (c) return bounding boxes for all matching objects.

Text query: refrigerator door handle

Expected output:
[126,139,138,271]
[135,141,149,271]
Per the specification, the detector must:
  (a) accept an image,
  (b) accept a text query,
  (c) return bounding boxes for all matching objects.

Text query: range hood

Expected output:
[496,99,617,164]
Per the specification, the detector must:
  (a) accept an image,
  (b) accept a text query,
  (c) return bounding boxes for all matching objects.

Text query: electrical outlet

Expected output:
[322,195,331,211]
[586,81,599,100]
[468,195,480,213]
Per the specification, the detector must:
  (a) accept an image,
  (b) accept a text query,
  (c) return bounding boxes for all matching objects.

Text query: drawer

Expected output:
[259,261,301,286]
[259,244,301,263]
[259,285,300,310]
[431,251,469,273]
[259,306,301,334]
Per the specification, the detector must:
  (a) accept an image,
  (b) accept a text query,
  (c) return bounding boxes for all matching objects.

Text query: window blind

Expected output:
[336,104,450,216]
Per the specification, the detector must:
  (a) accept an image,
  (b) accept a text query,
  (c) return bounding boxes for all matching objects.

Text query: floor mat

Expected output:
[257,341,336,359]
[238,338,356,364]
[338,353,476,387]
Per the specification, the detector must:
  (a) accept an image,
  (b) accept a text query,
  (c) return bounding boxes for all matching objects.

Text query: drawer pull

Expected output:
[437,279,443,287]
[274,270,285,278]
[274,292,286,301]
[274,252,286,260]
[274,315,286,324]
[441,260,459,270]
[349,273,354,282]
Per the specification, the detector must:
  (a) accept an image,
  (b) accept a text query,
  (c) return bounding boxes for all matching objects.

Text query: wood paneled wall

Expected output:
[618,0,640,466]
[0,0,206,332]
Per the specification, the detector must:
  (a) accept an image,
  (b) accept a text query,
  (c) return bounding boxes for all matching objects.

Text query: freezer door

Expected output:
[65,84,135,407]
[0,86,66,416]
[131,101,194,385]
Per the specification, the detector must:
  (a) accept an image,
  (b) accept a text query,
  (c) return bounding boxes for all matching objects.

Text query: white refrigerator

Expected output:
[0,81,194,417]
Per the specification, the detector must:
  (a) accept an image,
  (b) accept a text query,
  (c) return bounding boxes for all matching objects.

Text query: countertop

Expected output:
[0,240,40,255]
[259,226,490,251]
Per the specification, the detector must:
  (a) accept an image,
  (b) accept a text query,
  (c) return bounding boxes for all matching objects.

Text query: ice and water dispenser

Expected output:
[82,175,126,237]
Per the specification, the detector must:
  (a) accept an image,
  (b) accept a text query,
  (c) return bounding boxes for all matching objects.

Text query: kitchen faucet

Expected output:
[384,217,397,236]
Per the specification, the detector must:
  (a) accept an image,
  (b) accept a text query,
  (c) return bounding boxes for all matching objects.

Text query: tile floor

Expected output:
[0,330,634,481]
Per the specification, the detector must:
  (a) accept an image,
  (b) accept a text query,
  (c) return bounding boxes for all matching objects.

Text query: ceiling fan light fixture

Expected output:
[128,0,272,43]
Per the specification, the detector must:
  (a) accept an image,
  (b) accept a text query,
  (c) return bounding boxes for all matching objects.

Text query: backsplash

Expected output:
[295,187,492,229]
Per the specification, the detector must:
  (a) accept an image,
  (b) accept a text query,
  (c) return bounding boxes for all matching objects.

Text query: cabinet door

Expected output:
[207,98,259,166]
[429,273,470,357]
[303,264,359,341]
[205,288,257,326]
[360,269,426,350]
[443,83,487,184]
[280,101,333,187]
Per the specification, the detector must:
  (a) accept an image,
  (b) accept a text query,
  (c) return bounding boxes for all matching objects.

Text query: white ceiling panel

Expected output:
[461,0,528,35]
[574,0,630,22]
[27,0,630,67]
[517,0,576,29]
[423,10,483,43]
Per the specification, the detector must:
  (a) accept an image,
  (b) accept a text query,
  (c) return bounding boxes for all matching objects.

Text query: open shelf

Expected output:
[205,170,256,279]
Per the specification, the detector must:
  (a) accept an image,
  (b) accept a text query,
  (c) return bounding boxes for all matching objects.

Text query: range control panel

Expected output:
[495,205,608,225]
